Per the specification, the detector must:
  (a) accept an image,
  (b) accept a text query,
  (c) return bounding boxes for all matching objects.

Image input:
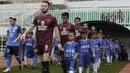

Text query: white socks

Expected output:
[79,67,82,73]
[69,70,73,73]
[110,56,113,63]
[92,62,98,73]
[106,56,110,63]
[86,68,90,73]
[79,67,90,73]
[97,59,101,68]
[30,58,34,66]
[24,56,27,65]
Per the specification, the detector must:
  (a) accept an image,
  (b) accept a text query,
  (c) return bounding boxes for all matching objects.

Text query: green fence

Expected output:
[23,9,130,26]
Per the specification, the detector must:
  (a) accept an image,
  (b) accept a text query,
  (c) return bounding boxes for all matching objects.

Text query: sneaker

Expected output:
[19,66,23,71]
[24,64,27,67]
[3,68,11,72]
[32,66,36,69]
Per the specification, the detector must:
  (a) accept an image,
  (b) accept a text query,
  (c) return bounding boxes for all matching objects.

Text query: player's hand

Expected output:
[13,40,17,44]
[58,43,62,50]
[93,53,96,57]
[73,55,77,60]
[20,33,26,41]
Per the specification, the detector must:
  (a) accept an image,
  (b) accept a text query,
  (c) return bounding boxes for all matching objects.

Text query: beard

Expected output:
[41,10,48,14]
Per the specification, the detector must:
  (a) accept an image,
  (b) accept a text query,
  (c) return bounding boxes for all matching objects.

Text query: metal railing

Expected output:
[0,9,130,26]
[0,36,7,55]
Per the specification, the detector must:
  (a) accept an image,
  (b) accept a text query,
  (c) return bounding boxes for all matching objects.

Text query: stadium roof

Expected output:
[81,21,130,37]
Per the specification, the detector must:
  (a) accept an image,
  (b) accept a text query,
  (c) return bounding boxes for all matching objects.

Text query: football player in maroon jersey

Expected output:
[21,1,61,73]
[58,12,75,73]
[74,17,82,42]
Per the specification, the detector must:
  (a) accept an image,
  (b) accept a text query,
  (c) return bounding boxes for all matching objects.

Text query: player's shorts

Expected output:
[24,47,34,58]
[35,45,52,55]
[7,46,19,56]
[79,52,90,68]
[64,57,76,71]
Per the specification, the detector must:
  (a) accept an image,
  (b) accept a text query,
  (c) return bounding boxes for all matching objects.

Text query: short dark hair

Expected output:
[41,1,50,6]
[9,17,17,21]
[68,30,76,36]
[61,12,69,18]
[74,17,81,21]
[22,28,26,30]
[28,32,33,36]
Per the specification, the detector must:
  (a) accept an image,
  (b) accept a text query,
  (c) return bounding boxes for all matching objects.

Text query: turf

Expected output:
[0,61,128,73]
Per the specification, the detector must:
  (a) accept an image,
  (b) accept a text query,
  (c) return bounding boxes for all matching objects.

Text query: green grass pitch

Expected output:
[0,61,128,73]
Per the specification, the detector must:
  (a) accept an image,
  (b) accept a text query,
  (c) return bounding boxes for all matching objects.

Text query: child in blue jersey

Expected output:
[90,34,98,73]
[24,32,35,68]
[59,30,79,73]
[103,37,111,65]
[3,17,22,72]
[78,30,95,73]
[97,33,104,69]
[109,38,115,64]
[114,39,120,60]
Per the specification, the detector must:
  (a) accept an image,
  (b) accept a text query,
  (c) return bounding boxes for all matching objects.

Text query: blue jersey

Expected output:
[115,42,120,49]
[90,39,99,52]
[7,25,21,46]
[103,40,110,49]
[26,38,35,48]
[63,42,79,58]
[78,39,90,53]
[109,41,115,50]
[90,39,99,62]
[98,38,104,49]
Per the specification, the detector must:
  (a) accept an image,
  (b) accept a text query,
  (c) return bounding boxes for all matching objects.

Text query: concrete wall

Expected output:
[66,0,130,9]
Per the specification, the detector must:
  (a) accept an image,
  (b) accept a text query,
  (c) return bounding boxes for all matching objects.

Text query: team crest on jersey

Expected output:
[41,21,45,25]
[46,19,50,23]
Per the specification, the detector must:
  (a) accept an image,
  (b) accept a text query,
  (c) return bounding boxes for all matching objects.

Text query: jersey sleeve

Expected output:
[17,25,21,34]
[63,42,67,50]
[76,42,80,53]
[52,17,58,27]
[32,17,37,26]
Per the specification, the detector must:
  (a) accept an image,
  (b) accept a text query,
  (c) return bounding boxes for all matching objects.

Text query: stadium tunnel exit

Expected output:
[81,21,130,60]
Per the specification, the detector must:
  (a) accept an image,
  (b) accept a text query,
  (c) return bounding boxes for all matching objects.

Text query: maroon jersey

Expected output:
[75,25,82,42]
[59,22,74,46]
[33,14,57,45]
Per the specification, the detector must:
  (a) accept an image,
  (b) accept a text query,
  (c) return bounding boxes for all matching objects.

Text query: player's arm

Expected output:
[54,26,60,44]
[13,26,22,43]
[91,47,95,57]
[73,43,79,60]
[53,18,61,49]
[21,17,37,39]
[23,24,35,35]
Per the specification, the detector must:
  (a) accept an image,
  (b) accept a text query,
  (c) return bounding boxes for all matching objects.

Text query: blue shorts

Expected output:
[99,48,103,59]
[64,57,76,71]
[106,48,111,57]
[115,48,119,55]
[24,47,34,58]
[79,52,90,68]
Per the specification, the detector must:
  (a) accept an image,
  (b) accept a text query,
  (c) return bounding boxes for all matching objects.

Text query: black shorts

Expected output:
[7,46,19,56]
[34,45,52,55]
